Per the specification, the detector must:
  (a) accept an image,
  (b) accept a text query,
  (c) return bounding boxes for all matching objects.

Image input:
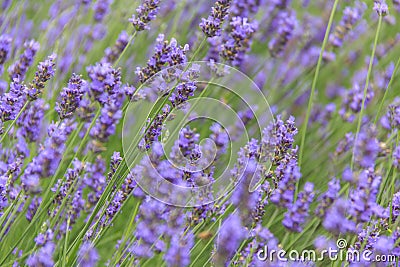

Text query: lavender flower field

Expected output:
[2,0,400,266]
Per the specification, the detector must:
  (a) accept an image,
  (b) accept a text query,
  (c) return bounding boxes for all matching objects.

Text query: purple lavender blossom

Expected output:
[329,2,366,48]
[0,34,12,74]
[86,62,122,105]
[268,11,297,57]
[101,31,130,63]
[221,16,258,66]
[21,122,72,193]
[339,83,374,122]
[214,213,246,265]
[136,34,189,83]
[200,0,232,37]
[0,78,27,122]
[129,0,161,31]
[16,99,48,143]
[374,0,389,16]
[323,198,356,234]
[381,97,400,130]
[8,40,40,80]
[349,169,384,223]
[283,182,314,232]
[315,178,341,217]
[78,242,99,267]
[353,126,380,169]
[270,158,301,208]
[56,74,86,119]
[164,233,194,267]
[93,0,113,22]
[26,242,55,267]
[27,54,56,100]
[393,146,400,169]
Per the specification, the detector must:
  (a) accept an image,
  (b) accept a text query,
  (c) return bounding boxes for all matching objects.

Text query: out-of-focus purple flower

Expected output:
[0,34,12,74]
[56,74,86,119]
[136,34,189,83]
[164,233,194,267]
[17,99,49,142]
[349,169,384,223]
[26,242,55,267]
[230,0,263,17]
[353,126,380,169]
[393,146,400,169]
[221,16,258,66]
[26,196,42,222]
[339,83,374,123]
[93,0,113,22]
[200,0,232,37]
[129,0,161,31]
[374,0,389,16]
[85,155,106,206]
[323,198,356,234]
[283,182,314,232]
[21,122,72,193]
[8,40,40,80]
[101,31,130,64]
[268,11,297,57]
[214,213,246,265]
[78,242,99,267]
[315,178,341,217]
[329,2,366,48]
[27,54,56,100]
[381,97,400,130]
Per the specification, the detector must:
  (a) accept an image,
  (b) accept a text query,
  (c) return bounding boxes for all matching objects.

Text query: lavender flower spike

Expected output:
[56,73,85,119]
[8,39,40,80]
[0,34,12,74]
[129,0,161,31]
[27,54,57,100]
[283,182,314,232]
[200,0,232,37]
[374,0,389,16]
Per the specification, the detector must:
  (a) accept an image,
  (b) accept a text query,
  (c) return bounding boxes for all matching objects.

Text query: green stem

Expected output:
[351,16,383,170]
[297,0,340,197]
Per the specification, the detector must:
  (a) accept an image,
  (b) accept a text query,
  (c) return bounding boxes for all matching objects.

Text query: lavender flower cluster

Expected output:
[0,0,400,266]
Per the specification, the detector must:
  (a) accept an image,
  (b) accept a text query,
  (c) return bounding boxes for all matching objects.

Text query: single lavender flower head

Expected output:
[283,182,314,232]
[78,242,99,267]
[56,74,86,119]
[27,54,57,100]
[374,0,389,16]
[200,0,232,37]
[0,34,12,74]
[129,0,161,31]
[8,39,40,80]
